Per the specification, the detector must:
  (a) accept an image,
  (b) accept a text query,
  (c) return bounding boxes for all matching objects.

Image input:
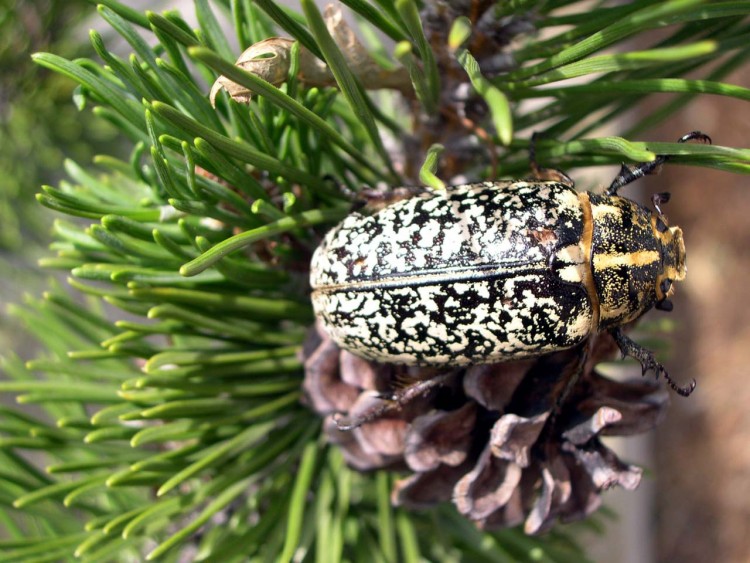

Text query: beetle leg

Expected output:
[528,132,575,187]
[321,173,355,201]
[607,131,712,196]
[607,161,664,195]
[333,370,458,430]
[543,343,589,431]
[457,115,499,179]
[322,173,429,213]
[610,328,696,397]
[532,343,590,458]
[332,401,390,431]
[353,185,430,213]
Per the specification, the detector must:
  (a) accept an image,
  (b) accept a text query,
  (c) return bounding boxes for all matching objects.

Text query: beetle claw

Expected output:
[333,404,389,430]
[678,131,711,145]
[662,368,697,397]
[332,413,359,431]
[332,394,393,430]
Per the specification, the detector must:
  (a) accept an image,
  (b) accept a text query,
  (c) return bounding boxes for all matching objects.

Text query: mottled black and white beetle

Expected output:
[311,132,708,401]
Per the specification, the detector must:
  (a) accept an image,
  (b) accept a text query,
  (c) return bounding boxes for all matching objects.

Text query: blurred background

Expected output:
[1,1,748,561]
[0,0,120,344]
[589,77,750,563]
[650,82,750,563]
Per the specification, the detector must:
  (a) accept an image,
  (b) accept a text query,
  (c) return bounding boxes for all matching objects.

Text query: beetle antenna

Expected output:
[607,131,712,196]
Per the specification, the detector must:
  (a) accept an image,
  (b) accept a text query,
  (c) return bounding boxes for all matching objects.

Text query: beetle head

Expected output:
[653,213,686,311]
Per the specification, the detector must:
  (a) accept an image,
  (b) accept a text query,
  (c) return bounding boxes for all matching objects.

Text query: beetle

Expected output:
[310,133,707,401]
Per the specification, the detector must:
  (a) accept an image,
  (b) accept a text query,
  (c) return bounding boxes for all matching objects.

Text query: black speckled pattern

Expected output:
[311,182,594,366]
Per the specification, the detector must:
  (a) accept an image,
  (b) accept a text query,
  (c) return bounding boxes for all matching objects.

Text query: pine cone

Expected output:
[302,322,668,533]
